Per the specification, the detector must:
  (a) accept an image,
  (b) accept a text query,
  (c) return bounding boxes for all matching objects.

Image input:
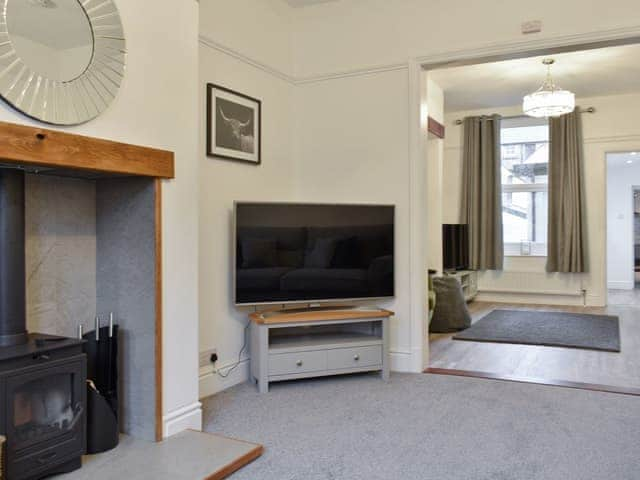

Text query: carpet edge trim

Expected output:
[424,368,640,397]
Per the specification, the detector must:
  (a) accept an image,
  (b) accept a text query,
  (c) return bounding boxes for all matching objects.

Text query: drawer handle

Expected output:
[353,354,360,361]
[296,360,303,367]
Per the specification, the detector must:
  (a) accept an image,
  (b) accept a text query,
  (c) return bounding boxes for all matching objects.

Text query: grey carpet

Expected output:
[202,373,640,480]
[453,309,621,351]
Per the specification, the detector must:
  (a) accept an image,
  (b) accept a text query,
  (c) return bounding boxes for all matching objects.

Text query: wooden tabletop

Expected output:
[250,308,394,325]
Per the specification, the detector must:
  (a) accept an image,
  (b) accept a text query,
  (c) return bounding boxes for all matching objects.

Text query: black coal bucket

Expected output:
[86,383,118,453]
[83,325,119,453]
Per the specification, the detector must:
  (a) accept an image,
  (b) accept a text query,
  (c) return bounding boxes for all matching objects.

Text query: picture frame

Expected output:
[206,83,261,165]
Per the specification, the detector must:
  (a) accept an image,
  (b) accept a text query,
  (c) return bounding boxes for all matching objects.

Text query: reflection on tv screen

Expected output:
[235,203,394,305]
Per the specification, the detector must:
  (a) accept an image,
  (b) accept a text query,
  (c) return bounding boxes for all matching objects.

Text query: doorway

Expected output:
[606,151,640,306]
[413,31,640,378]
[422,41,640,392]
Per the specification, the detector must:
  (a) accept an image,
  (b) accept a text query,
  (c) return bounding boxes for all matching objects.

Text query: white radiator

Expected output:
[478,271,584,297]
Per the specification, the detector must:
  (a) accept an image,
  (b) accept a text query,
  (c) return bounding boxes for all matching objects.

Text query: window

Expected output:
[501,117,549,256]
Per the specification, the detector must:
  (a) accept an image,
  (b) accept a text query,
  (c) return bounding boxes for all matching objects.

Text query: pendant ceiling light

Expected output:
[523,58,575,118]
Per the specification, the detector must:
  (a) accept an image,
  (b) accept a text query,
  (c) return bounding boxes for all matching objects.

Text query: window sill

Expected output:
[504,243,547,257]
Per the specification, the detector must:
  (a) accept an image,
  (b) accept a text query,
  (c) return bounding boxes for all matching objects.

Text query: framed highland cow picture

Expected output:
[207,84,261,164]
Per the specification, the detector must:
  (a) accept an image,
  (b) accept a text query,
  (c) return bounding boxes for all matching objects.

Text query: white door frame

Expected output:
[409,26,640,371]
[603,152,640,305]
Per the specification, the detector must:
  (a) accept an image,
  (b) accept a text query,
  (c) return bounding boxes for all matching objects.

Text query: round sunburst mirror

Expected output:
[0,0,126,125]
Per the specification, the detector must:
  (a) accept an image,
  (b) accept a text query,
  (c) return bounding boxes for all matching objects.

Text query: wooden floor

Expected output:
[429,293,640,390]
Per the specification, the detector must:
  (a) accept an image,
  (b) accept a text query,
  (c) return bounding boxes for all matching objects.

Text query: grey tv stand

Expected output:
[249,306,392,393]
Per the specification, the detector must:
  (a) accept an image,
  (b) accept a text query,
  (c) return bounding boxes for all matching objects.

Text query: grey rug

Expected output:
[453,309,621,352]
[203,373,640,480]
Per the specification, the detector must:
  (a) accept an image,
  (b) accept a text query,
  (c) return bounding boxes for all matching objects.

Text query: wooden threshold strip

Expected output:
[425,367,640,397]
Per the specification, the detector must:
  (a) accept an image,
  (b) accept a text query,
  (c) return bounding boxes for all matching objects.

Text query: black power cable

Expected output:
[217,320,250,379]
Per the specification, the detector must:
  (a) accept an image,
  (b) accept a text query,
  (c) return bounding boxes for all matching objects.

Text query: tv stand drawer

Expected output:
[269,351,326,376]
[328,346,382,370]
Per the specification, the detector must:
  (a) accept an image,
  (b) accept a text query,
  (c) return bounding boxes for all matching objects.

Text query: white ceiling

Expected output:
[285,0,339,7]
[430,44,640,113]
[607,152,640,168]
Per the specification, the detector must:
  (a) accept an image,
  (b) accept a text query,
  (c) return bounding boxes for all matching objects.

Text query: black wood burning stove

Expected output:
[0,336,86,480]
[0,170,87,479]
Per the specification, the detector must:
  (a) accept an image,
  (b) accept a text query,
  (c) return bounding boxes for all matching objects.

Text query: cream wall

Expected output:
[443,93,640,306]
[426,77,445,272]
[0,0,201,437]
[292,69,414,370]
[198,1,296,397]
[289,69,437,373]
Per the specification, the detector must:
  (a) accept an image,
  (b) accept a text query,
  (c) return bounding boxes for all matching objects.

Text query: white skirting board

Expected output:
[607,281,634,290]
[475,291,585,306]
[475,291,605,307]
[163,402,203,438]
[199,358,250,399]
[390,350,414,372]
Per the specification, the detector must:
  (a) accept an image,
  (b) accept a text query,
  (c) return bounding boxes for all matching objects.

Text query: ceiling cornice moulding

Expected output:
[200,25,640,86]
[294,62,408,84]
[199,34,296,84]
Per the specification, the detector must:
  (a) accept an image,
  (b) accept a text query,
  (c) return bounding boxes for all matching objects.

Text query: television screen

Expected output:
[442,224,469,271]
[234,202,394,305]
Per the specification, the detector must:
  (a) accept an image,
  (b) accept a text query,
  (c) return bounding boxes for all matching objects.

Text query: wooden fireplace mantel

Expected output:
[0,121,174,178]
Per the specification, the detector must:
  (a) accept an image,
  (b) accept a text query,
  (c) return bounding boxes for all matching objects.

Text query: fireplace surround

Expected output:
[0,121,174,478]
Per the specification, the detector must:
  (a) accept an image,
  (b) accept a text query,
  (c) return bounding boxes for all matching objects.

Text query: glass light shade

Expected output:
[523,89,575,118]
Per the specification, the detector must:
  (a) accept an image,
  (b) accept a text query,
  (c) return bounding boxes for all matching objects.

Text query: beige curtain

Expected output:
[547,110,587,273]
[461,115,503,270]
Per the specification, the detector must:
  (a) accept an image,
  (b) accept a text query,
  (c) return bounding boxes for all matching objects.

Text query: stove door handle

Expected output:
[37,451,58,465]
[32,353,51,361]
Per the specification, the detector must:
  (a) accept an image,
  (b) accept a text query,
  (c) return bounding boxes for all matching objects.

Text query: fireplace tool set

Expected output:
[80,313,119,454]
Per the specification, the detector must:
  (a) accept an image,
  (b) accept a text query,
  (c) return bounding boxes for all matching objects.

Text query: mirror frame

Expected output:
[0,0,126,125]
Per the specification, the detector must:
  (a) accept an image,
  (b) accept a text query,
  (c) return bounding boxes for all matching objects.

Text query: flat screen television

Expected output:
[442,224,469,272]
[234,202,395,306]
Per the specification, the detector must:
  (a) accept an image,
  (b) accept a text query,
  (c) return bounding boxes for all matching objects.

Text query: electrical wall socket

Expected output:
[199,348,218,368]
[522,20,542,34]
